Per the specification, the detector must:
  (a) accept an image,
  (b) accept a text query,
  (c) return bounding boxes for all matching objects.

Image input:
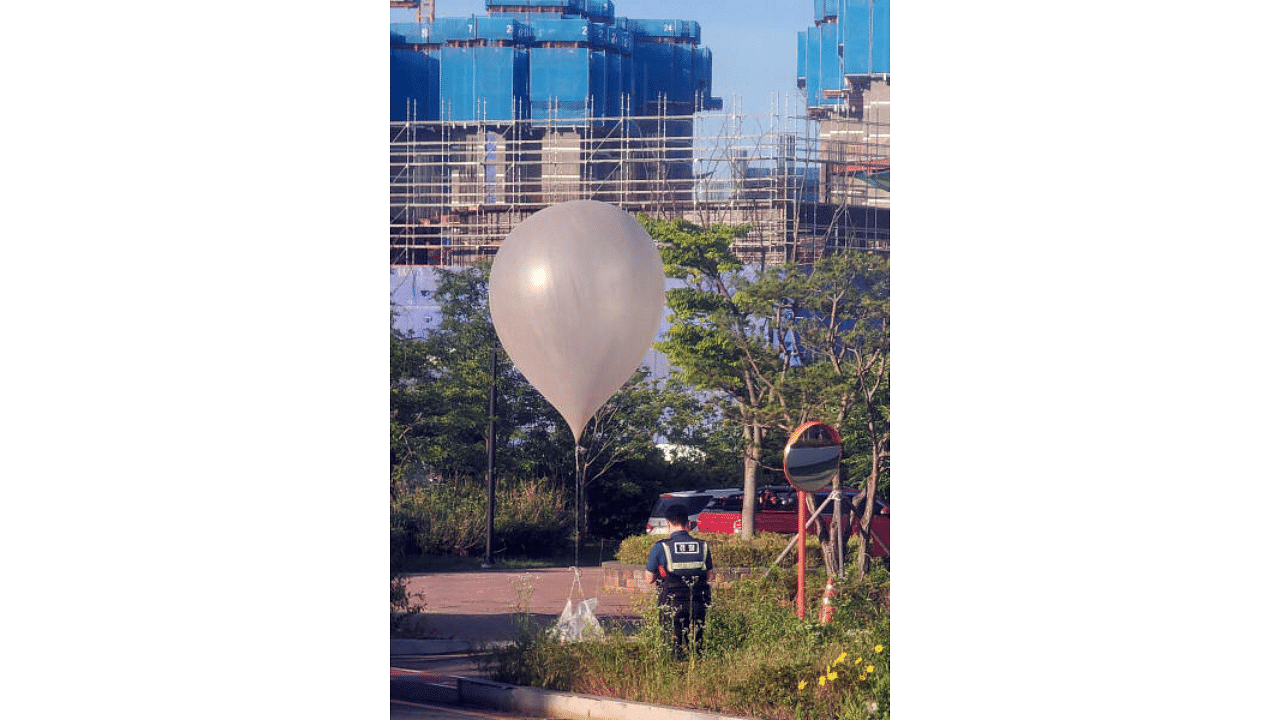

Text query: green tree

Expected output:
[639,214,779,539]
[789,252,889,578]
[740,251,890,577]
[391,310,444,497]
[575,370,668,538]
[638,213,890,573]
[391,266,561,489]
[574,369,733,543]
[414,265,498,478]
[393,264,727,556]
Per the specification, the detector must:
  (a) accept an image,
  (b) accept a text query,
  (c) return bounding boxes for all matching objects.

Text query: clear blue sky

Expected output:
[391,0,817,120]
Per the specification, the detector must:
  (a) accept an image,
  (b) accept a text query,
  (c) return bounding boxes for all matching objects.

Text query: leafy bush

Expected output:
[494,479,573,556]
[615,531,826,568]
[390,477,572,560]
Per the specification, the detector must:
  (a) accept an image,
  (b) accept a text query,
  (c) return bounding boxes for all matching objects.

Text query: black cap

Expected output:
[664,504,690,525]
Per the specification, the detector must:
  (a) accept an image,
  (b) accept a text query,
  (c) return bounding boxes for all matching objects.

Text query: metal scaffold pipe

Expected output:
[389,109,888,266]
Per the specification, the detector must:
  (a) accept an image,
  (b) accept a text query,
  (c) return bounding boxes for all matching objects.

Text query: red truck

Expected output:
[695,484,889,557]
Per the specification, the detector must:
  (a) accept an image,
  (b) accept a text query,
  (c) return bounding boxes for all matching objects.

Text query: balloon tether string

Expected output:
[573,442,584,568]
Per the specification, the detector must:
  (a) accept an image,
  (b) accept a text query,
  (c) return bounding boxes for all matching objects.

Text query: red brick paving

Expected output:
[398,567,646,643]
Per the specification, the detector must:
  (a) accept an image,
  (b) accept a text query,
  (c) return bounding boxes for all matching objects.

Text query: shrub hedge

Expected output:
[391,477,572,560]
[616,531,857,569]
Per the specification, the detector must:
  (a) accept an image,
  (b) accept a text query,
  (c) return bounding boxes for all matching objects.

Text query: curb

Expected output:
[390,674,759,720]
[458,676,758,720]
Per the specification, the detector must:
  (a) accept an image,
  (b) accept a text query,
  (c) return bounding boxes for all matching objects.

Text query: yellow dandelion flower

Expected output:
[874,644,884,653]
[858,674,867,682]
[866,665,875,673]
[819,676,826,687]
[834,652,848,665]
[827,671,839,681]
[854,657,863,665]
[798,679,808,690]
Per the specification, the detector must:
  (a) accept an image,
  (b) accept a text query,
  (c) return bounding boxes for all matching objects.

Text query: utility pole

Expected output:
[483,344,498,567]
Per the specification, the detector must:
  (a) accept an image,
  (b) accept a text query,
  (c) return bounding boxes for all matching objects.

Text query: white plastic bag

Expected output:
[551,597,604,642]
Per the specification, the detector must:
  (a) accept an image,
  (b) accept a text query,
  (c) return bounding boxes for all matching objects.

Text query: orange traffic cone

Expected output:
[819,577,836,624]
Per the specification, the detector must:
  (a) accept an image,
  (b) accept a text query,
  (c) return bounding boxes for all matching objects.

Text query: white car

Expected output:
[644,488,740,535]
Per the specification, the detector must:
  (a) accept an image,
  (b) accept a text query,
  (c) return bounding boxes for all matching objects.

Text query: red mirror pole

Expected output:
[797,490,807,619]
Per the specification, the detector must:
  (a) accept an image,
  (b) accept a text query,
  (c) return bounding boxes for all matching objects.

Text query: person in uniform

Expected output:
[644,504,714,659]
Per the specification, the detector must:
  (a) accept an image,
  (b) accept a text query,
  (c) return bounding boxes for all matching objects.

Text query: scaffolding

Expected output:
[390,93,889,267]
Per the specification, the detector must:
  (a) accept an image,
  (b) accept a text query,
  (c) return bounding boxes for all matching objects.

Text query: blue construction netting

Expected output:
[392,5,719,125]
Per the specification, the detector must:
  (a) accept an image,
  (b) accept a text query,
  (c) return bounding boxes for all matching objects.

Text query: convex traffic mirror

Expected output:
[782,421,842,492]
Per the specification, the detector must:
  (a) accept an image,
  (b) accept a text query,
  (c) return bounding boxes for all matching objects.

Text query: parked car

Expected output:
[645,488,740,535]
[696,485,890,556]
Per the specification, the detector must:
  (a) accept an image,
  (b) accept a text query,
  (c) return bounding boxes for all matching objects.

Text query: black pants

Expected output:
[659,597,707,659]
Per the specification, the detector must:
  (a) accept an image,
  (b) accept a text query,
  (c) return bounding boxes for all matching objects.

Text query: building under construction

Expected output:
[390,0,889,267]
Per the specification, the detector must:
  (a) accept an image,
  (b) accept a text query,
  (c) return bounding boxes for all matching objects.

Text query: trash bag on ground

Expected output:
[551,597,603,642]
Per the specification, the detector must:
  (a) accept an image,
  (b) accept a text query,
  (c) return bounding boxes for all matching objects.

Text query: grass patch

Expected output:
[487,563,890,719]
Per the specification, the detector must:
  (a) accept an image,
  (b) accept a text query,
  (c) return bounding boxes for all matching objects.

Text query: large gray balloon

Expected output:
[489,200,665,443]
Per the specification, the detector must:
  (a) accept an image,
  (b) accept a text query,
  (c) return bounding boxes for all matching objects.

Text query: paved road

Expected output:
[391,698,567,720]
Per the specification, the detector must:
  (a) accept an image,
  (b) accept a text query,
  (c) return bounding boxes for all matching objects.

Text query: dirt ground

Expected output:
[394,567,648,643]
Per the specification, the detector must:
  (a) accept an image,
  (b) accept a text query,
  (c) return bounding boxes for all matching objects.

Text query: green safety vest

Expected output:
[658,537,710,602]
[660,538,709,575]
